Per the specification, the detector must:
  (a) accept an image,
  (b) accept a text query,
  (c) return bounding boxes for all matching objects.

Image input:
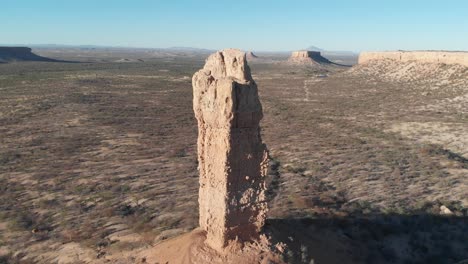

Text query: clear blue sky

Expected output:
[2,0,467,52]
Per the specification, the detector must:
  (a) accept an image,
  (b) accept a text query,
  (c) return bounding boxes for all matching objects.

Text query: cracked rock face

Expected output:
[192,49,268,250]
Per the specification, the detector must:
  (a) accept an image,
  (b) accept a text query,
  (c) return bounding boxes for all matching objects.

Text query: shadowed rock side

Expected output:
[288,50,332,65]
[359,51,468,67]
[0,47,73,63]
[192,49,269,250]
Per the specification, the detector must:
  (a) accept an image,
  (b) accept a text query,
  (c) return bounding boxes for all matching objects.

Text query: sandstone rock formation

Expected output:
[288,50,331,64]
[137,49,284,264]
[192,48,269,250]
[358,51,468,67]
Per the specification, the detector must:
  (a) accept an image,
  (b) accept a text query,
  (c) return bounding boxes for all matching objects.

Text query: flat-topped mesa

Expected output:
[359,51,468,67]
[246,51,258,60]
[288,50,331,64]
[0,47,63,63]
[291,50,318,58]
[192,49,268,250]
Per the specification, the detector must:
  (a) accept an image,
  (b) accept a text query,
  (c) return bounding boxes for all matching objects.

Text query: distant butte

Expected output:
[0,47,72,63]
[287,50,332,65]
[246,51,259,60]
[0,47,71,63]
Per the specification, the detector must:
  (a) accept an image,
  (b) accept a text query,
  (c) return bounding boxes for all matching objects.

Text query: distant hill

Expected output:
[306,46,325,52]
[306,45,356,56]
[0,44,217,54]
[0,47,70,63]
[166,47,215,53]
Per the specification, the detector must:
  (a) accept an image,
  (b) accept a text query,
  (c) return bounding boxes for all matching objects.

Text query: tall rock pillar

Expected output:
[192,49,268,250]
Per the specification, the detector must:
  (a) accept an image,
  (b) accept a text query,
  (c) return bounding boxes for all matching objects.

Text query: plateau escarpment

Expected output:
[350,50,468,90]
[0,47,67,63]
[358,51,468,67]
[349,51,468,161]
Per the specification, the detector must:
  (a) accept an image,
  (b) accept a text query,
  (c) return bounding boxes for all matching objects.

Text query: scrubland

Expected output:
[0,51,467,263]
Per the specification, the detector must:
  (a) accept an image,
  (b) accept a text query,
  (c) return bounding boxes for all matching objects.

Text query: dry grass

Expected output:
[0,53,467,264]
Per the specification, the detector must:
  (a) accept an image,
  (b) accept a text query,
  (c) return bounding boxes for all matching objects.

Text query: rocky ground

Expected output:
[0,52,467,264]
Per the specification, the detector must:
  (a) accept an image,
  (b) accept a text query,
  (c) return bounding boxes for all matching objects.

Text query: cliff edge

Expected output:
[0,47,67,63]
[288,50,332,65]
[358,51,468,67]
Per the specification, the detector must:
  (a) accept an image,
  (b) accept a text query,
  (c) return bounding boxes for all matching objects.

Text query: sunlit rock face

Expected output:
[358,51,468,67]
[192,48,268,250]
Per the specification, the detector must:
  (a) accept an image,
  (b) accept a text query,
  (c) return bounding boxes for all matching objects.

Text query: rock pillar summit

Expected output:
[192,49,269,250]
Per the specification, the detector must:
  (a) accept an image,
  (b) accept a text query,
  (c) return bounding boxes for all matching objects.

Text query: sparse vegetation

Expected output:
[0,51,466,263]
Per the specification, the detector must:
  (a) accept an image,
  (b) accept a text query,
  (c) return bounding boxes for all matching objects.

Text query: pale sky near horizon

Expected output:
[2,0,468,52]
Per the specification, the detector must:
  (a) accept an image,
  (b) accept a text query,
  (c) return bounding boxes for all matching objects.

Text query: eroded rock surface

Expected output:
[192,49,269,250]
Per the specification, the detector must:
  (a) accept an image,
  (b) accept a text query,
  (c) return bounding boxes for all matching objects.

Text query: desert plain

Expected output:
[0,47,467,264]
